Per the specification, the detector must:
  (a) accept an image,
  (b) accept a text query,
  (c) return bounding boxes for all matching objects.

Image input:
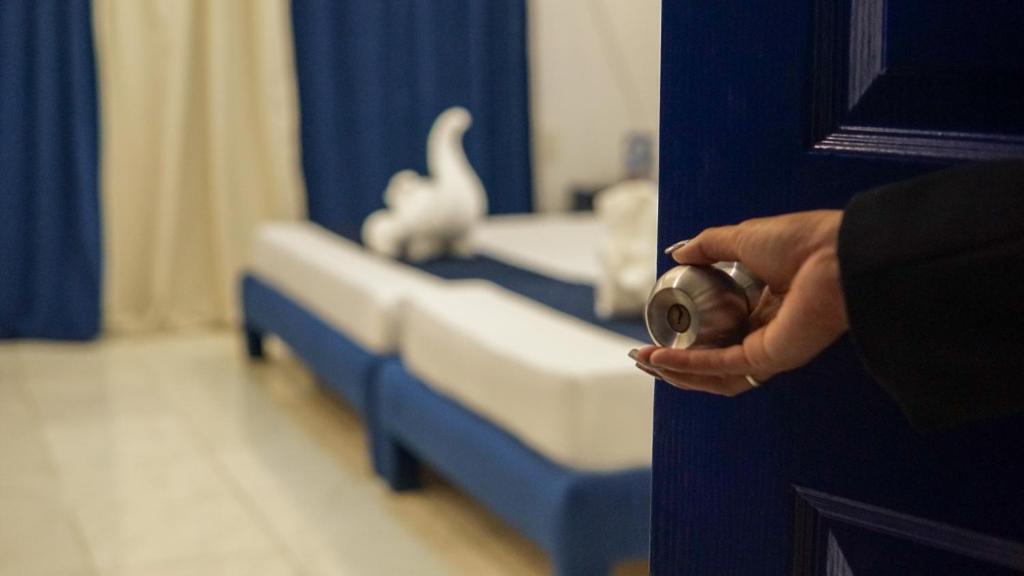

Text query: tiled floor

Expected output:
[0,331,647,576]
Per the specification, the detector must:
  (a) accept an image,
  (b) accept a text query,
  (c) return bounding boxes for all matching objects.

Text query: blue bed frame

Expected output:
[241,272,651,575]
[375,359,651,576]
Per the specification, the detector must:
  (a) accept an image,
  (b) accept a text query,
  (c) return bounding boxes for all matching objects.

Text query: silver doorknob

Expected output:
[644,263,764,349]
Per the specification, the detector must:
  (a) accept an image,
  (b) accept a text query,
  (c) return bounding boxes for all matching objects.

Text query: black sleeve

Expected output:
[837,160,1024,432]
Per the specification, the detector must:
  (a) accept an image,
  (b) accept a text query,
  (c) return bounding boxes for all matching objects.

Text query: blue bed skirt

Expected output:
[374,359,651,576]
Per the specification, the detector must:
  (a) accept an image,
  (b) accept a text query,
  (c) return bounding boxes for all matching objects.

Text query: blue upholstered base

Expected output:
[375,359,651,576]
[241,275,390,469]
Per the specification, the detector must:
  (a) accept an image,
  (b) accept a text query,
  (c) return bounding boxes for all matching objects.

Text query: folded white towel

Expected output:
[593,180,659,319]
[362,107,488,262]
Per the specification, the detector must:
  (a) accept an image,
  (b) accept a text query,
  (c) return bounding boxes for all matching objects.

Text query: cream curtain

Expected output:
[94,0,306,333]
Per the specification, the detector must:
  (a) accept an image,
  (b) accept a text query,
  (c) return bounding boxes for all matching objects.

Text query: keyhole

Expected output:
[667,303,691,333]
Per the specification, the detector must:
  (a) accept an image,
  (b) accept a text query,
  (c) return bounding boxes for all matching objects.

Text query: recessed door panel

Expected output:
[792,488,1024,576]
[812,0,1024,159]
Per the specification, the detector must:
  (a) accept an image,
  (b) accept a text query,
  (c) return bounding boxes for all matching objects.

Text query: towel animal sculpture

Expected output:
[362,107,488,262]
[594,179,659,319]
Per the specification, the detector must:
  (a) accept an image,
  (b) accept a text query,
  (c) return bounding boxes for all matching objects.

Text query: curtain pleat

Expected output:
[292,0,533,241]
[94,0,306,333]
[0,0,101,340]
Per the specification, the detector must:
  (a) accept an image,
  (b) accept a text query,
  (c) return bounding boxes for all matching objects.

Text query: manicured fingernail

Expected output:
[663,239,691,254]
[635,362,661,378]
[627,349,640,361]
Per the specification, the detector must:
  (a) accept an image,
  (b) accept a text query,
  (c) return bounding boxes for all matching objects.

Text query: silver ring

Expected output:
[744,374,761,388]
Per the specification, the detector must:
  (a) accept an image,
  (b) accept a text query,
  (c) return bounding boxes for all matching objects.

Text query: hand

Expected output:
[634,210,849,395]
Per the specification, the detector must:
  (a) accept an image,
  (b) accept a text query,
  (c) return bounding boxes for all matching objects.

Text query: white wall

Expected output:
[528,0,662,212]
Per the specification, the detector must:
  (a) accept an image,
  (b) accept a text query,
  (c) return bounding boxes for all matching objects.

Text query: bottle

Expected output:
[644,262,763,349]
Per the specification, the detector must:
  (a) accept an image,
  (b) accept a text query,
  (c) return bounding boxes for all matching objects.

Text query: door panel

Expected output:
[653,1,1024,574]
[792,487,1024,575]
[812,0,1024,158]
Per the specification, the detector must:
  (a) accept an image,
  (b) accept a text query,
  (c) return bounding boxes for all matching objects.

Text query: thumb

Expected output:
[670,225,742,265]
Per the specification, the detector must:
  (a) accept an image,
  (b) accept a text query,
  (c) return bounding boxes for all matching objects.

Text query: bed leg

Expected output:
[378,435,423,492]
[244,325,265,359]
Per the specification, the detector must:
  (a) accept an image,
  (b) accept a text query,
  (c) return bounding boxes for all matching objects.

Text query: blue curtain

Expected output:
[292,0,533,241]
[0,0,101,340]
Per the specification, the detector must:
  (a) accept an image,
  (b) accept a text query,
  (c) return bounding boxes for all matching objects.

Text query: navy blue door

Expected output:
[654,1,1024,574]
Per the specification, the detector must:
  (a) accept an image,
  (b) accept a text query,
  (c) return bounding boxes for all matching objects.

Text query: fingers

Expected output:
[751,248,848,366]
[633,360,760,397]
[748,287,782,331]
[668,225,743,265]
[634,361,662,379]
[631,347,764,396]
[647,327,773,375]
[631,346,658,364]
[660,367,758,396]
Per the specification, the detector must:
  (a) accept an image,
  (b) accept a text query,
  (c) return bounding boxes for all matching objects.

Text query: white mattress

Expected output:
[470,213,604,285]
[249,222,440,354]
[400,281,653,471]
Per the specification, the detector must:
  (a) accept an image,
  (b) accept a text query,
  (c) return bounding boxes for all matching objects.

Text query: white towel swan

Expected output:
[362,107,488,262]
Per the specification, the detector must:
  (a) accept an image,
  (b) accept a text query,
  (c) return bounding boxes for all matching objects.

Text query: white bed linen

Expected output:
[470,213,604,285]
[400,281,653,471]
[250,222,440,354]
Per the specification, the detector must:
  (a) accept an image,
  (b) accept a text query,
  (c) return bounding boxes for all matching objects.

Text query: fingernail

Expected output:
[635,362,661,378]
[627,348,640,361]
[663,238,691,255]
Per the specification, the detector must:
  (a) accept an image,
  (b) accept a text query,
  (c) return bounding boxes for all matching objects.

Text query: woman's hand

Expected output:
[634,210,849,395]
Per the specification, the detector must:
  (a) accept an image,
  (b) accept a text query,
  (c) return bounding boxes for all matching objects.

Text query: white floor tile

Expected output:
[0,493,96,576]
[0,330,649,576]
[99,549,296,576]
[72,483,277,571]
[217,433,450,576]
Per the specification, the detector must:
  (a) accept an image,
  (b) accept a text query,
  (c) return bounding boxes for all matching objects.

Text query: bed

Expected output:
[241,214,653,575]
